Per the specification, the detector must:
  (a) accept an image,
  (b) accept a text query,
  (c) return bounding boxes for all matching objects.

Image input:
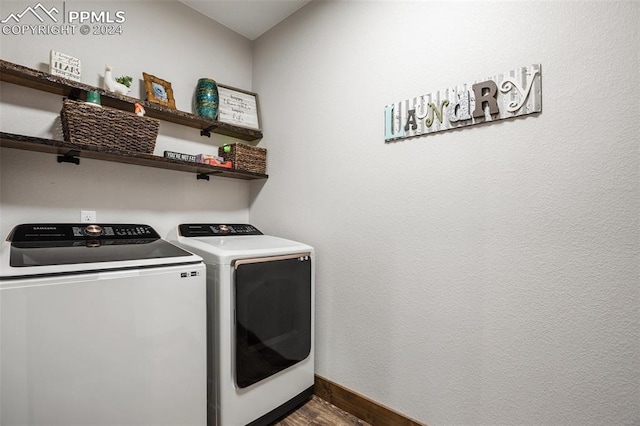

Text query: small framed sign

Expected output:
[217,85,261,131]
[142,72,176,109]
[50,50,81,82]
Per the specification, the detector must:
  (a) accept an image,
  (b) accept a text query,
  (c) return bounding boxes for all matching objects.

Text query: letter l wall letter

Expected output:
[385,104,405,141]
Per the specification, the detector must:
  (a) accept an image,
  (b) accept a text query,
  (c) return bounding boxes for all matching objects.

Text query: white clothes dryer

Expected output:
[169,224,314,426]
[0,223,207,426]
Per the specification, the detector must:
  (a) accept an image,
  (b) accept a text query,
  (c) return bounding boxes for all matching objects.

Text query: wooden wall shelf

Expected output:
[0,132,268,181]
[0,59,263,142]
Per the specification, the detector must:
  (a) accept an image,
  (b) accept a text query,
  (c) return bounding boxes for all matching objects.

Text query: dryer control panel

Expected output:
[179,224,263,237]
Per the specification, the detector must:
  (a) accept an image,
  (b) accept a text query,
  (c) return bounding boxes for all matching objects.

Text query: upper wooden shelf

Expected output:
[0,59,262,142]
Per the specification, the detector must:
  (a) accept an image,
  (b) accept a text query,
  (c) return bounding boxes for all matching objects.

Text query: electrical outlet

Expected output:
[81,210,97,223]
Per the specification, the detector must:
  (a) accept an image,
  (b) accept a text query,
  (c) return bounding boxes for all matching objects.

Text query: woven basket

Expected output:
[61,99,159,154]
[219,143,267,174]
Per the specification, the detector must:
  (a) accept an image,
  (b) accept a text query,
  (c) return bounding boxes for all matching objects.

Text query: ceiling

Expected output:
[179,0,312,40]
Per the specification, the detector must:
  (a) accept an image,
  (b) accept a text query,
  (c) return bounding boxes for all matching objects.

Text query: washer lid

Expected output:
[1,224,202,279]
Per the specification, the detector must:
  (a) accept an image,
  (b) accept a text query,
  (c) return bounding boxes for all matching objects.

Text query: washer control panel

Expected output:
[179,224,263,237]
[10,224,159,242]
[72,225,156,238]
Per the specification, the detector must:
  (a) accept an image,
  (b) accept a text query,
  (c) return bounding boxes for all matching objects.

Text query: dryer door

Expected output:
[234,253,312,389]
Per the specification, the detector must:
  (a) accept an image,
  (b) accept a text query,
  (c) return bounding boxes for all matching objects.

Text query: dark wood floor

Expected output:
[274,395,372,426]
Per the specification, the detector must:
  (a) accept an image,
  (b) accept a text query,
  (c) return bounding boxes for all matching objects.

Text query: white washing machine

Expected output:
[169,224,314,426]
[0,223,207,426]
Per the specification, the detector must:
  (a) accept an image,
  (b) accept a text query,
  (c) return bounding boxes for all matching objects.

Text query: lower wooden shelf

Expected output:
[0,132,268,181]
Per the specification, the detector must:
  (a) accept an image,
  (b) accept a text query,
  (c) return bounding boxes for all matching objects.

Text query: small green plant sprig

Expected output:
[116,76,133,88]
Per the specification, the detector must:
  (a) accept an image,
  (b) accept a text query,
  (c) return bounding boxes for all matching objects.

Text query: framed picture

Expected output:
[217,84,261,131]
[142,72,176,109]
[50,50,81,82]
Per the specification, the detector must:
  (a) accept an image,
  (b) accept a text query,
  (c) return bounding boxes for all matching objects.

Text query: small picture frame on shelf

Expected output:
[217,84,261,131]
[50,50,81,82]
[142,72,176,109]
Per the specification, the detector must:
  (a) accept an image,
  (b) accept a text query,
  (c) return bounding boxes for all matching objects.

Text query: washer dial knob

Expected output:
[85,224,102,236]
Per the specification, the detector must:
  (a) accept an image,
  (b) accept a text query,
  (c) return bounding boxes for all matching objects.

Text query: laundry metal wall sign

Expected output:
[384,64,541,142]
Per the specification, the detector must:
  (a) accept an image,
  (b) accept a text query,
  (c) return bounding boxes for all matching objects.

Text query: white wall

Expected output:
[251,1,640,425]
[0,1,255,238]
[2,1,639,424]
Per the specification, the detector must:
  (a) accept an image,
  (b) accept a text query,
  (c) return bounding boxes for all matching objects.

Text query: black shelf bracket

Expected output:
[57,150,80,165]
[67,88,82,101]
[200,125,216,138]
[196,170,224,181]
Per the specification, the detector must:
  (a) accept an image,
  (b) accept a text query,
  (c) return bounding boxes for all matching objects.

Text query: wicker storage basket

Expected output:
[219,143,267,174]
[61,99,159,154]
